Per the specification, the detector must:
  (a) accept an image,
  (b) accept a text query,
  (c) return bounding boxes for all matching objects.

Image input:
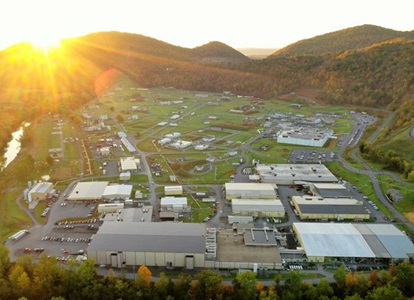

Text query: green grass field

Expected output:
[377,174,414,216]
[5,79,412,235]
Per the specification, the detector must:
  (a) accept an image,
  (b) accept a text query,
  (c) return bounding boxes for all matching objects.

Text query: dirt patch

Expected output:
[295,88,322,99]
[405,212,414,224]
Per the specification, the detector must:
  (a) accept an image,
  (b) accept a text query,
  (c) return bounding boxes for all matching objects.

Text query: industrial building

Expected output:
[309,183,354,198]
[119,157,140,173]
[277,127,333,147]
[165,185,183,196]
[102,184,133,200]
[291,196,370,221]
[101,206,153,222]
[98,203,124,214]
[293,222,414,263]
[87,222,214,269]
[256,164,338,185]
[67,182,109,201]
[27,181,54,202]
[160,197,188,212]
[232,199,285,218]
[225,183,277,200]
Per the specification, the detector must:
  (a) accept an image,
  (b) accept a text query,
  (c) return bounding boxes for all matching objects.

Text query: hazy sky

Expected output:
[1,0,413,50]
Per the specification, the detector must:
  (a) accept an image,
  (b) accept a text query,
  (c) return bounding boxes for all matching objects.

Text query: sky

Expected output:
[1,0,413,50]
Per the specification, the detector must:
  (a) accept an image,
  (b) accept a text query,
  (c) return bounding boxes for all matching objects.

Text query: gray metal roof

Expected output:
[88,234,205,253]
[364,224,414,259]
[294,223,375,258]
[294,223,414,259]
[87,222,206,253]
[244,229,277,246]
[315,188,354,198]
[232,199,285,212]
[67,181,108,200]
[299,204,368,216]
[353,224,390,258]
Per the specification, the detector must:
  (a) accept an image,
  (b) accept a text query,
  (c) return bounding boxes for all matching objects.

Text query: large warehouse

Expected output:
[256,164,338,185]
[225,183,277,200]
[293,222,414,263]
[67,182,109,201]
[102,184,133,200]
[87,222,213,269]
[291,196,370,221]
[309,183,354,198]
[232,199,285,218]
[277,128,333,147]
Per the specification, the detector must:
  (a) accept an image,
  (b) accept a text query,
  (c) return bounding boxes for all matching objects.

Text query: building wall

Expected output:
[87,250,205,268]
[299,212,370,220]
[277,136,329,147]
[232,210,285,218]
[30,191,48,201]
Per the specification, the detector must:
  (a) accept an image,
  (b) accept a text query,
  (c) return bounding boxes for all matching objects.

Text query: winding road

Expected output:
[339,111,414,232]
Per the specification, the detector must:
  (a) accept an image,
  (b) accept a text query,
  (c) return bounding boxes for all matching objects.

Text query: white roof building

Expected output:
[67,182,109,201]
[165,186,183,196]
[165,132,181,139]
[120,157,140,172]
[158,138,172,145]
[160,197,188,212]
[28,182,54,202]
[232,199,285,218]
[256,164,338,185]
[169,140,192,149]
[121,137,136,152]
[225,183,277,200]
[103,184,133,200]
[293,222,414,262]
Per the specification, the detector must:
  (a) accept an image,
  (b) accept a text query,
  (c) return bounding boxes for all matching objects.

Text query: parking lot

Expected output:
[6,195,101,262]
[288,149,338,163]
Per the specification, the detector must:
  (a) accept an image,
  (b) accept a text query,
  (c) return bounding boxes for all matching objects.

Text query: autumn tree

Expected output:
[192,269,223,300]
[174,274,192,299]
[0,244,11,277]
[333,265,347,289]
[233,270,258,300]
[154,272,174,300]
[366,283,406,300]
[136,265,152,288]
[283,270,305,300]
[134,265,153,299]
[393,262,414,297]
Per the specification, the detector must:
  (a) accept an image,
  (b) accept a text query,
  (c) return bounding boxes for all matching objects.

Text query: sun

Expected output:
[28,34,62,52]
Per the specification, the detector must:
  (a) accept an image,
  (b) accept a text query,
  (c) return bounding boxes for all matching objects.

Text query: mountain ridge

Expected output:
[270,24,414,57]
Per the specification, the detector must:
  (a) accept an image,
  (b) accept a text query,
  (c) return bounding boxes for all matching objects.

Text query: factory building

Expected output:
[28,182,54,202]
[225,183,277,200]
[256,164,338,185]
[277,127,333,147]
[66,182,109,201]
[119,157,140,173]
[293,222,414,263]
[232,199,285,218]
[291,196,370,221]
[102,184,133,201]
[87,222,214,269]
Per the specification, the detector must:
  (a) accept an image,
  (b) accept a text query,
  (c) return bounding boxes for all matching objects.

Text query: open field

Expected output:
[3,78,408,241]
[377,174,414,217]
[0,191,31,242]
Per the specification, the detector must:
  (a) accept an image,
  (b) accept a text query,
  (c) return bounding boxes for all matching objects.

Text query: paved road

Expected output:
[337,112,414,233]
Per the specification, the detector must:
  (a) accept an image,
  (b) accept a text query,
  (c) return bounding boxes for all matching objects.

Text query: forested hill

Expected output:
[73,32,249,64]
[0,26,413,155]
[271,24,414,57]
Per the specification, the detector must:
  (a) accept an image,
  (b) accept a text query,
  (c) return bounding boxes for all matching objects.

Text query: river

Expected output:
[2,123,30,170]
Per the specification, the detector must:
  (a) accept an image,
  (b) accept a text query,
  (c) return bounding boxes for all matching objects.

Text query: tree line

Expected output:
[1,245,413,300]
[359,141,414,182]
